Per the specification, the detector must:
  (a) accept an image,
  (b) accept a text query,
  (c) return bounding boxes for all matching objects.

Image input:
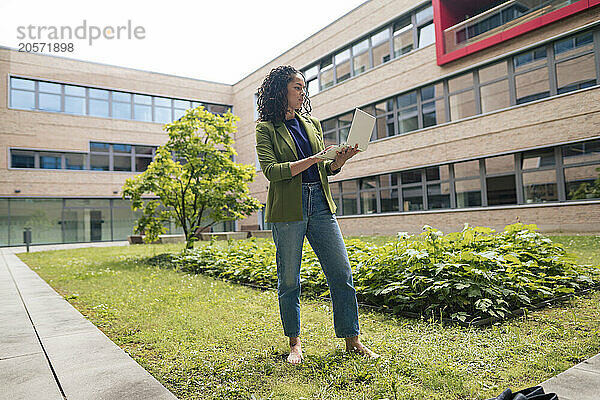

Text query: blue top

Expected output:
[284,116,320,183]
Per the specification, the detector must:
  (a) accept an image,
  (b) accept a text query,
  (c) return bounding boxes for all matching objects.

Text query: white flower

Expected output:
[397,231,411,240]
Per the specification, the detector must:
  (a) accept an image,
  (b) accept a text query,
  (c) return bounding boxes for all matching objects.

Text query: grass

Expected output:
[17,235,600,400]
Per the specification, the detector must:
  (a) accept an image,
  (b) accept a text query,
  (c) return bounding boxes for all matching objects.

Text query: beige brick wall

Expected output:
[233,3,600,230]
[335,202,600,236]
[0,48,233,197]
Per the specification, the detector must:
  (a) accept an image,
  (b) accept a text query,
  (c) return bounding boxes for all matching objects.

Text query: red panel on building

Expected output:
[433,0,598,65]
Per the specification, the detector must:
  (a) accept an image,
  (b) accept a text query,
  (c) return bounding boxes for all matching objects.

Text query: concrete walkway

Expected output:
[1,242,599,399]
[0,243,177,400]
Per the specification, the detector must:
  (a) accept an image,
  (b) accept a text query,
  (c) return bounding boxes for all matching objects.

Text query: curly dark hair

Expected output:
[256,65,312,123]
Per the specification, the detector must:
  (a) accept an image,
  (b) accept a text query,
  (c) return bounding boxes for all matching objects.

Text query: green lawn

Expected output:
[18,235,600,400]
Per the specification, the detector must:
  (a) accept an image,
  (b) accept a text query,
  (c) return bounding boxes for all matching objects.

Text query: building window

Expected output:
[9,142,157,173]
[371,28,391,67]
[375,99,395,139]
[393,18,414,57]
[397,91,418,134]
[521,149,558,203]
[302,3,436,95]
[341,181,358,215]
[64,85,86,115]
[448,72,476,120]
[10,78,36,111]
[320,28,599,145]
[89,88,110,118]
[454,160,482,208]
[426,165,451,209]
[421,82,446,127]
[11,150,36,168]
[563,140,600,200]
[112,91,132,120]
[359,176,378,214]
[8,77,231,123]
[38,82,61,112]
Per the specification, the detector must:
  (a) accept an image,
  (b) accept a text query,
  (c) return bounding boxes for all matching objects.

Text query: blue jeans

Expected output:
[271,181,360,338]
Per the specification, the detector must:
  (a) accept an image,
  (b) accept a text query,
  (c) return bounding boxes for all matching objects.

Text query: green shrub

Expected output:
[149,223,600,323]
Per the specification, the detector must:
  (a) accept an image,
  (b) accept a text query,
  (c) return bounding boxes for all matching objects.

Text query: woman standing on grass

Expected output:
[255,65,379,364]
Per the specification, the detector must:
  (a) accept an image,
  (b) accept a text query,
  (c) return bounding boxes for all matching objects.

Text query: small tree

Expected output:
[122,106,261,249]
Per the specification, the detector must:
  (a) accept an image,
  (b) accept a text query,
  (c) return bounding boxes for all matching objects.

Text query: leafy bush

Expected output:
[150,223,600,323]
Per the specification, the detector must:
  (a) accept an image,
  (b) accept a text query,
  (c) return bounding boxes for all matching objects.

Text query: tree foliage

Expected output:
[122,106,261,249]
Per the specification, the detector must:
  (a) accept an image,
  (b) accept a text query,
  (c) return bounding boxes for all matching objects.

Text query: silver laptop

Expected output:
[315,108,376,160]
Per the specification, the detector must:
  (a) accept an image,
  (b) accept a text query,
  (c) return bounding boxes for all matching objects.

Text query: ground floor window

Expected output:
[328,138,600,216]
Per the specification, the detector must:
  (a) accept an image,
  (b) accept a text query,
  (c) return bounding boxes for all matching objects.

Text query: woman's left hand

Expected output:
[332,144,360,170]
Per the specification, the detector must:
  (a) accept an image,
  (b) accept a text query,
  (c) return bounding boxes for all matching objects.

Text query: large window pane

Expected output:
[448,73,473,92]
[401,170,422,184]
[516,67,550,104]
[89,99,109,117]
[402,187,423,211]
[562,140,600,165]
[418,22,435,48]
[454,160,480,178]
[114,155,132,171]
[38,82,61,94]
[307,78,319,98]
[393,19,413,57]
[486,155,514,174]
[449,90,476,120]
[481,80,510,113]
[111,204,140,240]
[376,115,394,139]
[320,60,334,90]
[342,194,357,215]
[522,149,555,169]
[379,173,398,187]
[565,164,600,200]
[427,183,450,209]
[65,96,85,115]
[113,101,131,119]
[134,104,152,122]
[426,165,449,181]
[39,93,61,112]
[554,31,593,60]
[479,61,507,84]
[353,51,369,76]
[62,206,111,242]
[556,53,597,94]
[11,77,35,90]
[398,107,418,133]
[514,47,547,72]
[416,6,433,25]
[39,153,62,169]
[422,99,446,127]
[11,90,35,110]
[9,199,63,245]
[360,191,377,214]
[90,154,109,171]
[89,88,109,99]
[455,179,482,208]
[113,91,131,102]
[380,189,399,212]
[372,29,391,67]
[65,154,84,170]
[11,150,35,168]
[352,39,369,55]
[486,175,517,205]
[335,60,351,83]
[135,157,153,172]
[64,85,85,96]
[0,199,7,246]
[523,170,557,203]
[155,107,172,123]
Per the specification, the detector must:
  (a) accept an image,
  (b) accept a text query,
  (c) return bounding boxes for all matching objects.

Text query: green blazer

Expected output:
[255,111,341,222]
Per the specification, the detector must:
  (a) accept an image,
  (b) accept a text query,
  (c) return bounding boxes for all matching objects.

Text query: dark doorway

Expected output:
[90,210,103,241]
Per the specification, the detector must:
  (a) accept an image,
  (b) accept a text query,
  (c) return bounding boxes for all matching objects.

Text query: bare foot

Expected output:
[345,336,380,359]
[287,337,303,365]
